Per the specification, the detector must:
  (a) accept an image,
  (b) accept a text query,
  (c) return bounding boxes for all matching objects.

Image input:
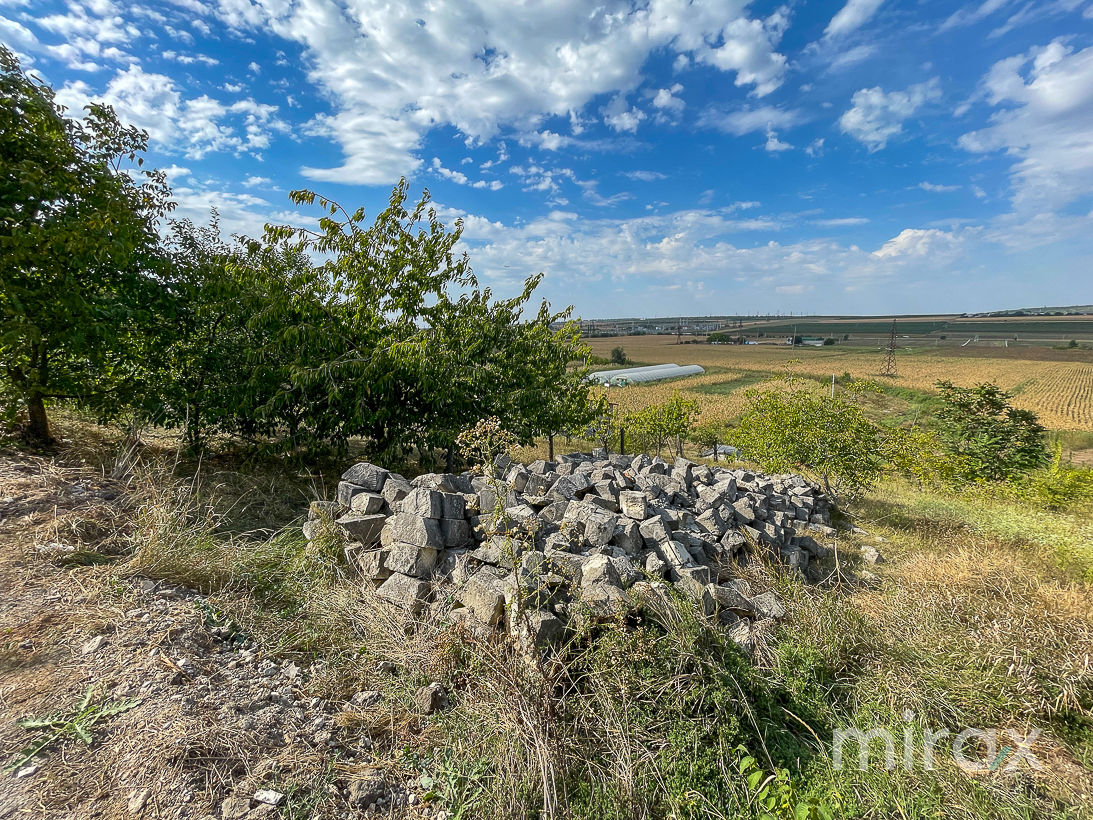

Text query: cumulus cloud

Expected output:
[959,40,1093,213]
[652,84,684,113]
[764,129,792,152]
[919,181,961,192]
[840,77,941,150]
[199,0,789,184]
[873,227,961,258]
[824,0,885,38]
[56,65,285,159]
[603,94,647,133]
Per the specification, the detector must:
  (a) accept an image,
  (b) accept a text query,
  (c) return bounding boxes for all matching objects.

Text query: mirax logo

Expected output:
[832,711,1043,773]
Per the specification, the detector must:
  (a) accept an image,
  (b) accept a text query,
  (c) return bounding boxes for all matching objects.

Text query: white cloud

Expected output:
[873,227,961,258]
[431,157,503,190]
[701,104,803,136]
[959,40,1093,213]
[939,0,1014,32]
[603,95,647,133]
[805,137,825,157]
[169,183,298,241]
[813,217,869,226]
[623,170,669,182]
[56,65,285,159]
[764,129,792,152]
[242,175,272,187]
[824,0,885,38]
[919,181,961,192]
[203,0,789,184]
[827,43,877,72]
[0,14,38,52]
[161,50,219,66]
[651,83,685,117]
[840,78,941,150]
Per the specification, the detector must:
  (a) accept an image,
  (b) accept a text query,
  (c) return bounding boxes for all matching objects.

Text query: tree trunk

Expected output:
[548,433,554,461]
[25,391,53,445]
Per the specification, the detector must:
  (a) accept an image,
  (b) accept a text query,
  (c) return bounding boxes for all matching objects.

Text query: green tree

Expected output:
[148,216,311,450]
[250,180,597,457]
[934,380,1047,482]
[730,377,884,504]
[0,47,172,442]
[609,345,627,365]
[624,393,700,458]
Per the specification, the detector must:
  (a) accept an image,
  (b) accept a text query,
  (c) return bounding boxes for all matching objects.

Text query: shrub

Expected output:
[730,377,885,505]
[934,381,1047,482]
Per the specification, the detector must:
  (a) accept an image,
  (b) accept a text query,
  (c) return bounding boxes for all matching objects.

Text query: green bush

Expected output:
[934,381,1047,482]
[730,377,885,505]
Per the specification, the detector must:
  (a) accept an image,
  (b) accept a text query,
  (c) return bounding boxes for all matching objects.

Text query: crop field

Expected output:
[588,335,1093,431]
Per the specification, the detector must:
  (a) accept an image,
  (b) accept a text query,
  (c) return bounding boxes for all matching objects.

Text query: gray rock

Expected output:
[750,591,786,620]
[638,516,672,548]
[861,544,885,564]
[337,481,368,508]
[462,574,506,625]
[732,497,756,523]
[441,518,473,548]
[415,682,448,714]
[384,543,439,577]
[337,513,387,546]
[375,572,431,613]
[619,490,649,520]
[654,539,694,568]
[581,554,621,588]
[611,519,643,555]
[517,610,567,648]
[341,462,390,492]
[381,474,412,507]
[380,513,443,549]
[351,547,391,581]
[350,491,385,514]
[711,583,755,614]
[399,488,443,519]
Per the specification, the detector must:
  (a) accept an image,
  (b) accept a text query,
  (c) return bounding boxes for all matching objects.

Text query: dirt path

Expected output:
[0,452,420,820]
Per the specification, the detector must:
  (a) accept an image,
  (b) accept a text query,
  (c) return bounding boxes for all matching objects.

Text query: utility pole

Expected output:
[883,319,898,376]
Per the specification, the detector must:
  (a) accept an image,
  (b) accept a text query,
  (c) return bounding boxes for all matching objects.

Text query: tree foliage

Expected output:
[934,380,1047,482]
[730,377,885,504]
[0,46,172,442]
[236,181,597,458]
[1,52,597,457]
[624,392,701,458]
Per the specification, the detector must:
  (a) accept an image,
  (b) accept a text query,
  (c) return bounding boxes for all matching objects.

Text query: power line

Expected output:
[883,319,897,376]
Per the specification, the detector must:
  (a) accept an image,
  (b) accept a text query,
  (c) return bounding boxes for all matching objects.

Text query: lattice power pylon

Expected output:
[883,319,898,376]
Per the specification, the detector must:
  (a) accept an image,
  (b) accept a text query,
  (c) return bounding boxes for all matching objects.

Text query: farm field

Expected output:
[587,335,1093,431]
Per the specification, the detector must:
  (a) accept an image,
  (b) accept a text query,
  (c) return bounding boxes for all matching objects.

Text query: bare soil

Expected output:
[0,450,421,820]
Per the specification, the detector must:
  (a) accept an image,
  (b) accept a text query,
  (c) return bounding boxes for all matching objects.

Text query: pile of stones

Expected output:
[304,451,840,648]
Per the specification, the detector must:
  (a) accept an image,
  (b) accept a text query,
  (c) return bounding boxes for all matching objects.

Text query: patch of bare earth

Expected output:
[0,452,423,820]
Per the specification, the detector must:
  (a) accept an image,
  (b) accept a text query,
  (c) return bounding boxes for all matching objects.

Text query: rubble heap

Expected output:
[305,451,840,647]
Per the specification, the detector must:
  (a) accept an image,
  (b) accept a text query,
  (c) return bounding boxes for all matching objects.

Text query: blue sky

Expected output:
[4,0,1093,317]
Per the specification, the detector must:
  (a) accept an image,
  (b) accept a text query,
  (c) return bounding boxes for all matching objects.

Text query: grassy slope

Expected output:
[6,415,1091,819]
